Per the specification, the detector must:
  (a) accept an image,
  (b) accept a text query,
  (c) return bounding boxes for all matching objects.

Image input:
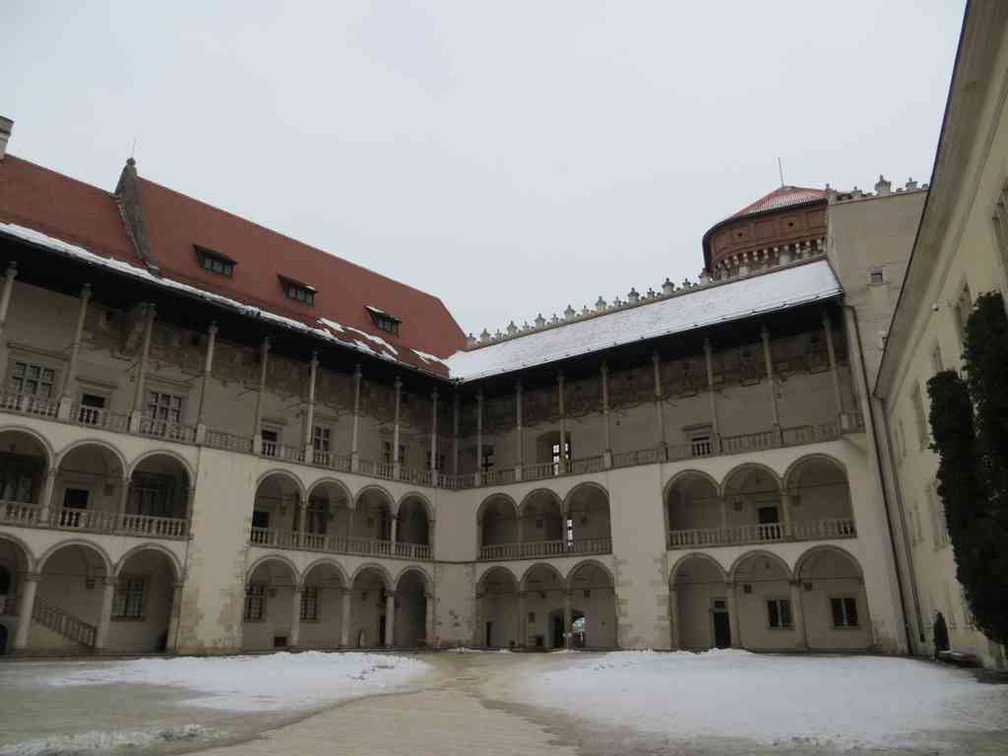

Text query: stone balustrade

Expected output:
[249,527,431,560]
[0,500,189,540]
[478,536,612,561]
[667,517,856,550]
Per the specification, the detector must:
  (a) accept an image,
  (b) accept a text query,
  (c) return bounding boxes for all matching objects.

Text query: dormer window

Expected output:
[366,305,400,336]
[194,244,235,277]
[279,275,315,306]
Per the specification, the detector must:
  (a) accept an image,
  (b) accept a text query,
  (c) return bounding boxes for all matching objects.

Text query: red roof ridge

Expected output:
[729,185,826,220]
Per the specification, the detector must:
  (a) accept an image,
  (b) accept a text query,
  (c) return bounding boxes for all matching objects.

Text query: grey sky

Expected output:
[7,1,964,339]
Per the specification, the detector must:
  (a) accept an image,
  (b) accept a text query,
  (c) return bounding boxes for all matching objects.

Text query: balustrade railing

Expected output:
[667,517,857,550]
[613,447,662,468]
[33,596,96,647]
[74,404,130,432]
[51,506,117,532]
[1,500,188,539]
[569,456,604,475]
[482,467,516,486]
[0,392,59,417]
[523,461,558,481]
[0,500,43,526]
[261,441,305,463]
[394,541,432,560]
[205,430,254,453]
[248,529,432,560]
[311,450,352,472]
[137,417,198,444]
[119,513,188,538]
[478,537,611,561]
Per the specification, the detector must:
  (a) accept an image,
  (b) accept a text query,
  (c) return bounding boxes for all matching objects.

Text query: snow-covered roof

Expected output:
[446,259,841,381]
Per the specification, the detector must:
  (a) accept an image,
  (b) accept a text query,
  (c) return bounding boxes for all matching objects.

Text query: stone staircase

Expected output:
[32,596,96,647]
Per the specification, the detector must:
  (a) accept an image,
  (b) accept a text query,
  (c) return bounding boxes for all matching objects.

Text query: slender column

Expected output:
[563,589,573,649]
[303,351,319,461]
[424,592,435,646]
[392,377,402,479]
[429,388,439,474]
[517,591,527,648]
[452,392,460,476]
[669,588,681,650]
[601,362,612,468]
[252,336,270,453]
[514,380,524,481]
[384,591,396,647]
[39,468,56,517]
[725,582,741,649]
[94,576,117,651]
[13,572,39,650]
[557,372,567,474]
[0,262,18,382]
[475,389,484,486]
[58,284,92,417]
[791,580,808,650]
[340,588,352,647]
[195,321,218,442]
[165,581,184,652]
[652,351,666,453]
[117,476,131,524]
[390,513,398,546]
[350,365,362,471]
[703,339,720,447]
[128,304,155,431]
[780,491,792,528]
[822,311,845,428]
[760,325,780,442]
[289,588,302,649]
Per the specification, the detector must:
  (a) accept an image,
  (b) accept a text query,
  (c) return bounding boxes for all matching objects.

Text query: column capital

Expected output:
[24,571,41,583]
[80,282,92,298]
[310,350,319,366]
[101,576,117,587]
[207,320,218,336]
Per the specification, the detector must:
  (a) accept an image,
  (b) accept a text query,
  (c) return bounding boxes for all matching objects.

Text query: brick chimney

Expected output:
[0,117,12,160]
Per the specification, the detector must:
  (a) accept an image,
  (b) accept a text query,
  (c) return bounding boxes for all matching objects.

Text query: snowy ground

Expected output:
[506,649,1008,751]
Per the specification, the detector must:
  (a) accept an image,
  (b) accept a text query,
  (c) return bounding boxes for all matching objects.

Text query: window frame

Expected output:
[194,244,236,277]
[112,576,146,621]
[766,597,793,630]
[244,583,266,622]
[278,275,316,307]
[9,360,56,400]
[300,585,319,622]
[829,595,859,629]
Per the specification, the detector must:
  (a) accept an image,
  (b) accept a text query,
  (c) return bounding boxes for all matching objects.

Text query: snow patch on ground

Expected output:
[0,724,217,756]
[45,652,431,712]
[513,650,1008,749]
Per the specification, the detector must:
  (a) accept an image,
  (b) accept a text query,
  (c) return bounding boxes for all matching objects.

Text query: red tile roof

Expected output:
[729,185,826,219]
[0,155,465,374]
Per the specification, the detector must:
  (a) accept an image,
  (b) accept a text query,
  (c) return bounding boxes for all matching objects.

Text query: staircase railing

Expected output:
[32,596,96,647]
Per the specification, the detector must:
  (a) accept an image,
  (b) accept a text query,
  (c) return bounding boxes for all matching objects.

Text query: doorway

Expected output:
[485,621,493,647]
[379,615,387,647]
[711,598,731,648]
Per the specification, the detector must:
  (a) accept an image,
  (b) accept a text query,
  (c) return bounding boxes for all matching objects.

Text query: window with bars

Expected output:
[112,577,145,619]
[10,361,55,398]
[244,584,266,621]
[830,596,859,628]
[300,586,319,621]
[145,391,183,424]
[766,598,793,629]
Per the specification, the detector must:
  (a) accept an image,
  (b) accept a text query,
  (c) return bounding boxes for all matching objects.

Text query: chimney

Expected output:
[0,116,12,160]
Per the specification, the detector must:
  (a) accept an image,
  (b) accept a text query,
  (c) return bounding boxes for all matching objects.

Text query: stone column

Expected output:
[195,321,217,443]
[289,588,302,649]
[515,380,524,481]
[424,592,435,647]
[165,581,184,653]
[601,362,612,468]
[251,336,270,453]
[760,325,780,443]
[557,372,568,474]
[517,591,527,648]
[128,304,155,432]
[350,365,362,471]
[58,283,92,418]
[669,588,681,650]
[429,388,439,475]
[725,582,741,649]
[94,576,117,651]
[0,261,18,382]
[384,591,396,647]
[390,513,398,547]
[822,311,845,429]
[563,589,574,649]
[791,580,808,650]
[303,351,319,462]
[392,377,402,480]
[703,339,720,449]
[39,468,56,518]
[652,351,666,455]
[117,476,131,526]
[13,571,38,651]
[452,392,460,476]
[340,589,352,647]
[475,389,484,486]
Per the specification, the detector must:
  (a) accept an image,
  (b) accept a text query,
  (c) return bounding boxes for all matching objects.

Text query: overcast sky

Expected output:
[7,1,964,337]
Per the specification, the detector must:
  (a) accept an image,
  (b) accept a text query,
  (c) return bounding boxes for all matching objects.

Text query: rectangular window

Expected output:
[869,267,885,285]
[930,342,943,375]
[194,244,235,277]
[767,598,793,629]
[482,444,495,472]
[78,393,106,425]
[112,577,145,619]
[911,384,928,449]
[131,472,176,518]
[312,425,331,453]
[300,586,319,621]
[244,584,266,621]
[261,428,280,457]
[280,276,316,306]
[145,391,183,424]
[10,361,55,398]
[830,596,859,628]
[382,441,406,466]
[0,454,39,504]
[367,307,401,336]
[251,509,270,530]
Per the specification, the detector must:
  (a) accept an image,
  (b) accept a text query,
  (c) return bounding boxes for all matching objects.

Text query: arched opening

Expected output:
[796,547,872,650]
[522,564,566,649]
[666,472,721,547]
[671,554,730,650]
[396,495,431,558]
[251,473,302,545]
[243,557,298,651]
[53,443,125,532]
[0,429,49,517]
[478,567,520,648]
[786,457,856,539]
[108,547,178,653]
[305,481,352,548]
[478,494,518,559]
[299,561,346,649]
[520,490,564,558]
[567,562,617,648]
[394,570,428,647]
[732,551,794,651]
[723,464,783,541]
[125,454,190,537]
[0,536,32,654]
[350,566,391,648]
[566,485,611,553]
[36,542,110,653]
[354,488,394,543]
